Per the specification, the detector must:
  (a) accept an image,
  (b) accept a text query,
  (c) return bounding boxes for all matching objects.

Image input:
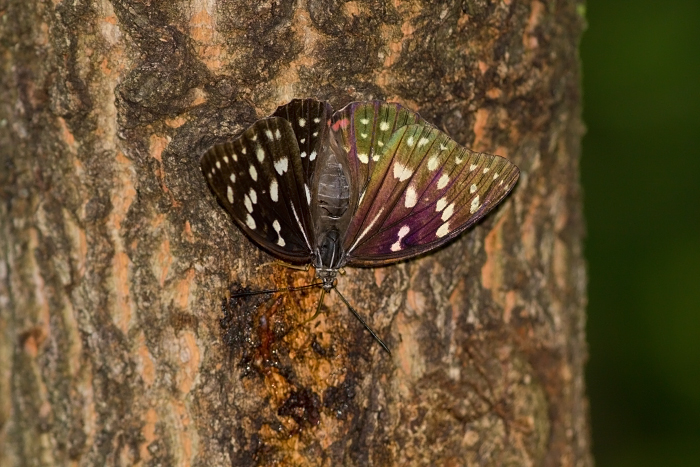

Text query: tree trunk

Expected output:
[0,1,590,466]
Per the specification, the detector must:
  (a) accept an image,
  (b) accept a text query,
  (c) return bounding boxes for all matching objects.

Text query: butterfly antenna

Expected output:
[229,282,322,298]
[333,288,391,355]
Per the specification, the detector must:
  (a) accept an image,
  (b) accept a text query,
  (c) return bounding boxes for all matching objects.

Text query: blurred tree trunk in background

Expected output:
[0,0,590,465]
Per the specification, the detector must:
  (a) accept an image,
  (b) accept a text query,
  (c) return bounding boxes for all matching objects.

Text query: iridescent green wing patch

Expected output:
[331,101,426,196]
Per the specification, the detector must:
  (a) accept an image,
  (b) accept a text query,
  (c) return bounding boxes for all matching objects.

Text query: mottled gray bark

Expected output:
[0,0,590,466]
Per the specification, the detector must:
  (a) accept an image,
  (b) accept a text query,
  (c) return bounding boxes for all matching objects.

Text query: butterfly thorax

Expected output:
[313,227,344,290]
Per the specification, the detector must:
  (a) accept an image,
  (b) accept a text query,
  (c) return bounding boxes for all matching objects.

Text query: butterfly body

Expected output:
[310,134,354,290]
[201,99,520,343]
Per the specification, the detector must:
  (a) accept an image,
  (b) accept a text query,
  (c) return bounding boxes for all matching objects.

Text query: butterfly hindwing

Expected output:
[343,123,520,265]
[201,116,315,264]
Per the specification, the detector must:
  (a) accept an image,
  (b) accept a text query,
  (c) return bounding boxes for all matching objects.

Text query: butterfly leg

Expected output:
[303,288,326,324]
[256,260,311,272]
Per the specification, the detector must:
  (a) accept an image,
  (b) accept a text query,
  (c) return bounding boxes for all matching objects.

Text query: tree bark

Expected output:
[0,0,589,466]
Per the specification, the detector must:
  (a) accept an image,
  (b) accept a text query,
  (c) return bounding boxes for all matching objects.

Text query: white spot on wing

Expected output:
[493,172,499,180]
[470,195,481,214]
[393,162,413,181]
[428,156,439,171]
[418,137,430,147]
[437,173,449,189]
[407,136,415,147]
[436,197,447,212]
[441,203,455,221]
[358,152,369,164]
[216,161,221,169]
[246,214,256,230]
[256,146,265,162]
[379,121,390,131]
[483,167,490,174]
[405,186,418,208]
[274,157,288,175]
[360,118,369,124]
[230,173,236,183]
[275,129,281,139]
[273,219,285,247]
[470,184,477,194]
[436,222,450,238]
[248,188,257,204]
[227,186,233,204]
[305,184,310,204]
[360,132,368,139]
[313,117,320,123]
[239,148,245,156]
[469,164,477,172]
[244,195,253,213]
[270,179,278,202]
[439,143,448,151]
[223,155,229,164]
[301,151,307,158]
[298,118,306,127]
[309,150,317,161]
[249,165,258,181]
[300,138,306,144]
[391,225,411,252]
[377,141,384,147]
[265,130,274,140]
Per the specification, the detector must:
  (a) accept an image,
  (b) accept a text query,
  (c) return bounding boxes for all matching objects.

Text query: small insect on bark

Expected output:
[201,98,520,353]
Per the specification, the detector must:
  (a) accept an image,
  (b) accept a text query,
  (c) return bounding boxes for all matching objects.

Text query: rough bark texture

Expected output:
[0,0,589,466]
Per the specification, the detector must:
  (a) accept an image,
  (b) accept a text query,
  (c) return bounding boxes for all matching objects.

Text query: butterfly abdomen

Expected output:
[317,160,350,219]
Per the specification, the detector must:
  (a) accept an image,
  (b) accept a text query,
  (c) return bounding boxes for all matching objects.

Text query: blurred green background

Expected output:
[581,1,700,466]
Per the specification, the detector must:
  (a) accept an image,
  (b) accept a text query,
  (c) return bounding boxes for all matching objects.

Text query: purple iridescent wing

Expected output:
[342,123,519,266]
[200,115,316,264]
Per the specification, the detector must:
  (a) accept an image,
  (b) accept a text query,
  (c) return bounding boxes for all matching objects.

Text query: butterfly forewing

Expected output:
[272,98,332,184]
[201,116,315,264]
[343,123,519,265]
[331,101,426,196]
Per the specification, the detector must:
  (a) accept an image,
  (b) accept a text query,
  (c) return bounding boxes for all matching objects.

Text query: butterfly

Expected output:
[201,98,520,353]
